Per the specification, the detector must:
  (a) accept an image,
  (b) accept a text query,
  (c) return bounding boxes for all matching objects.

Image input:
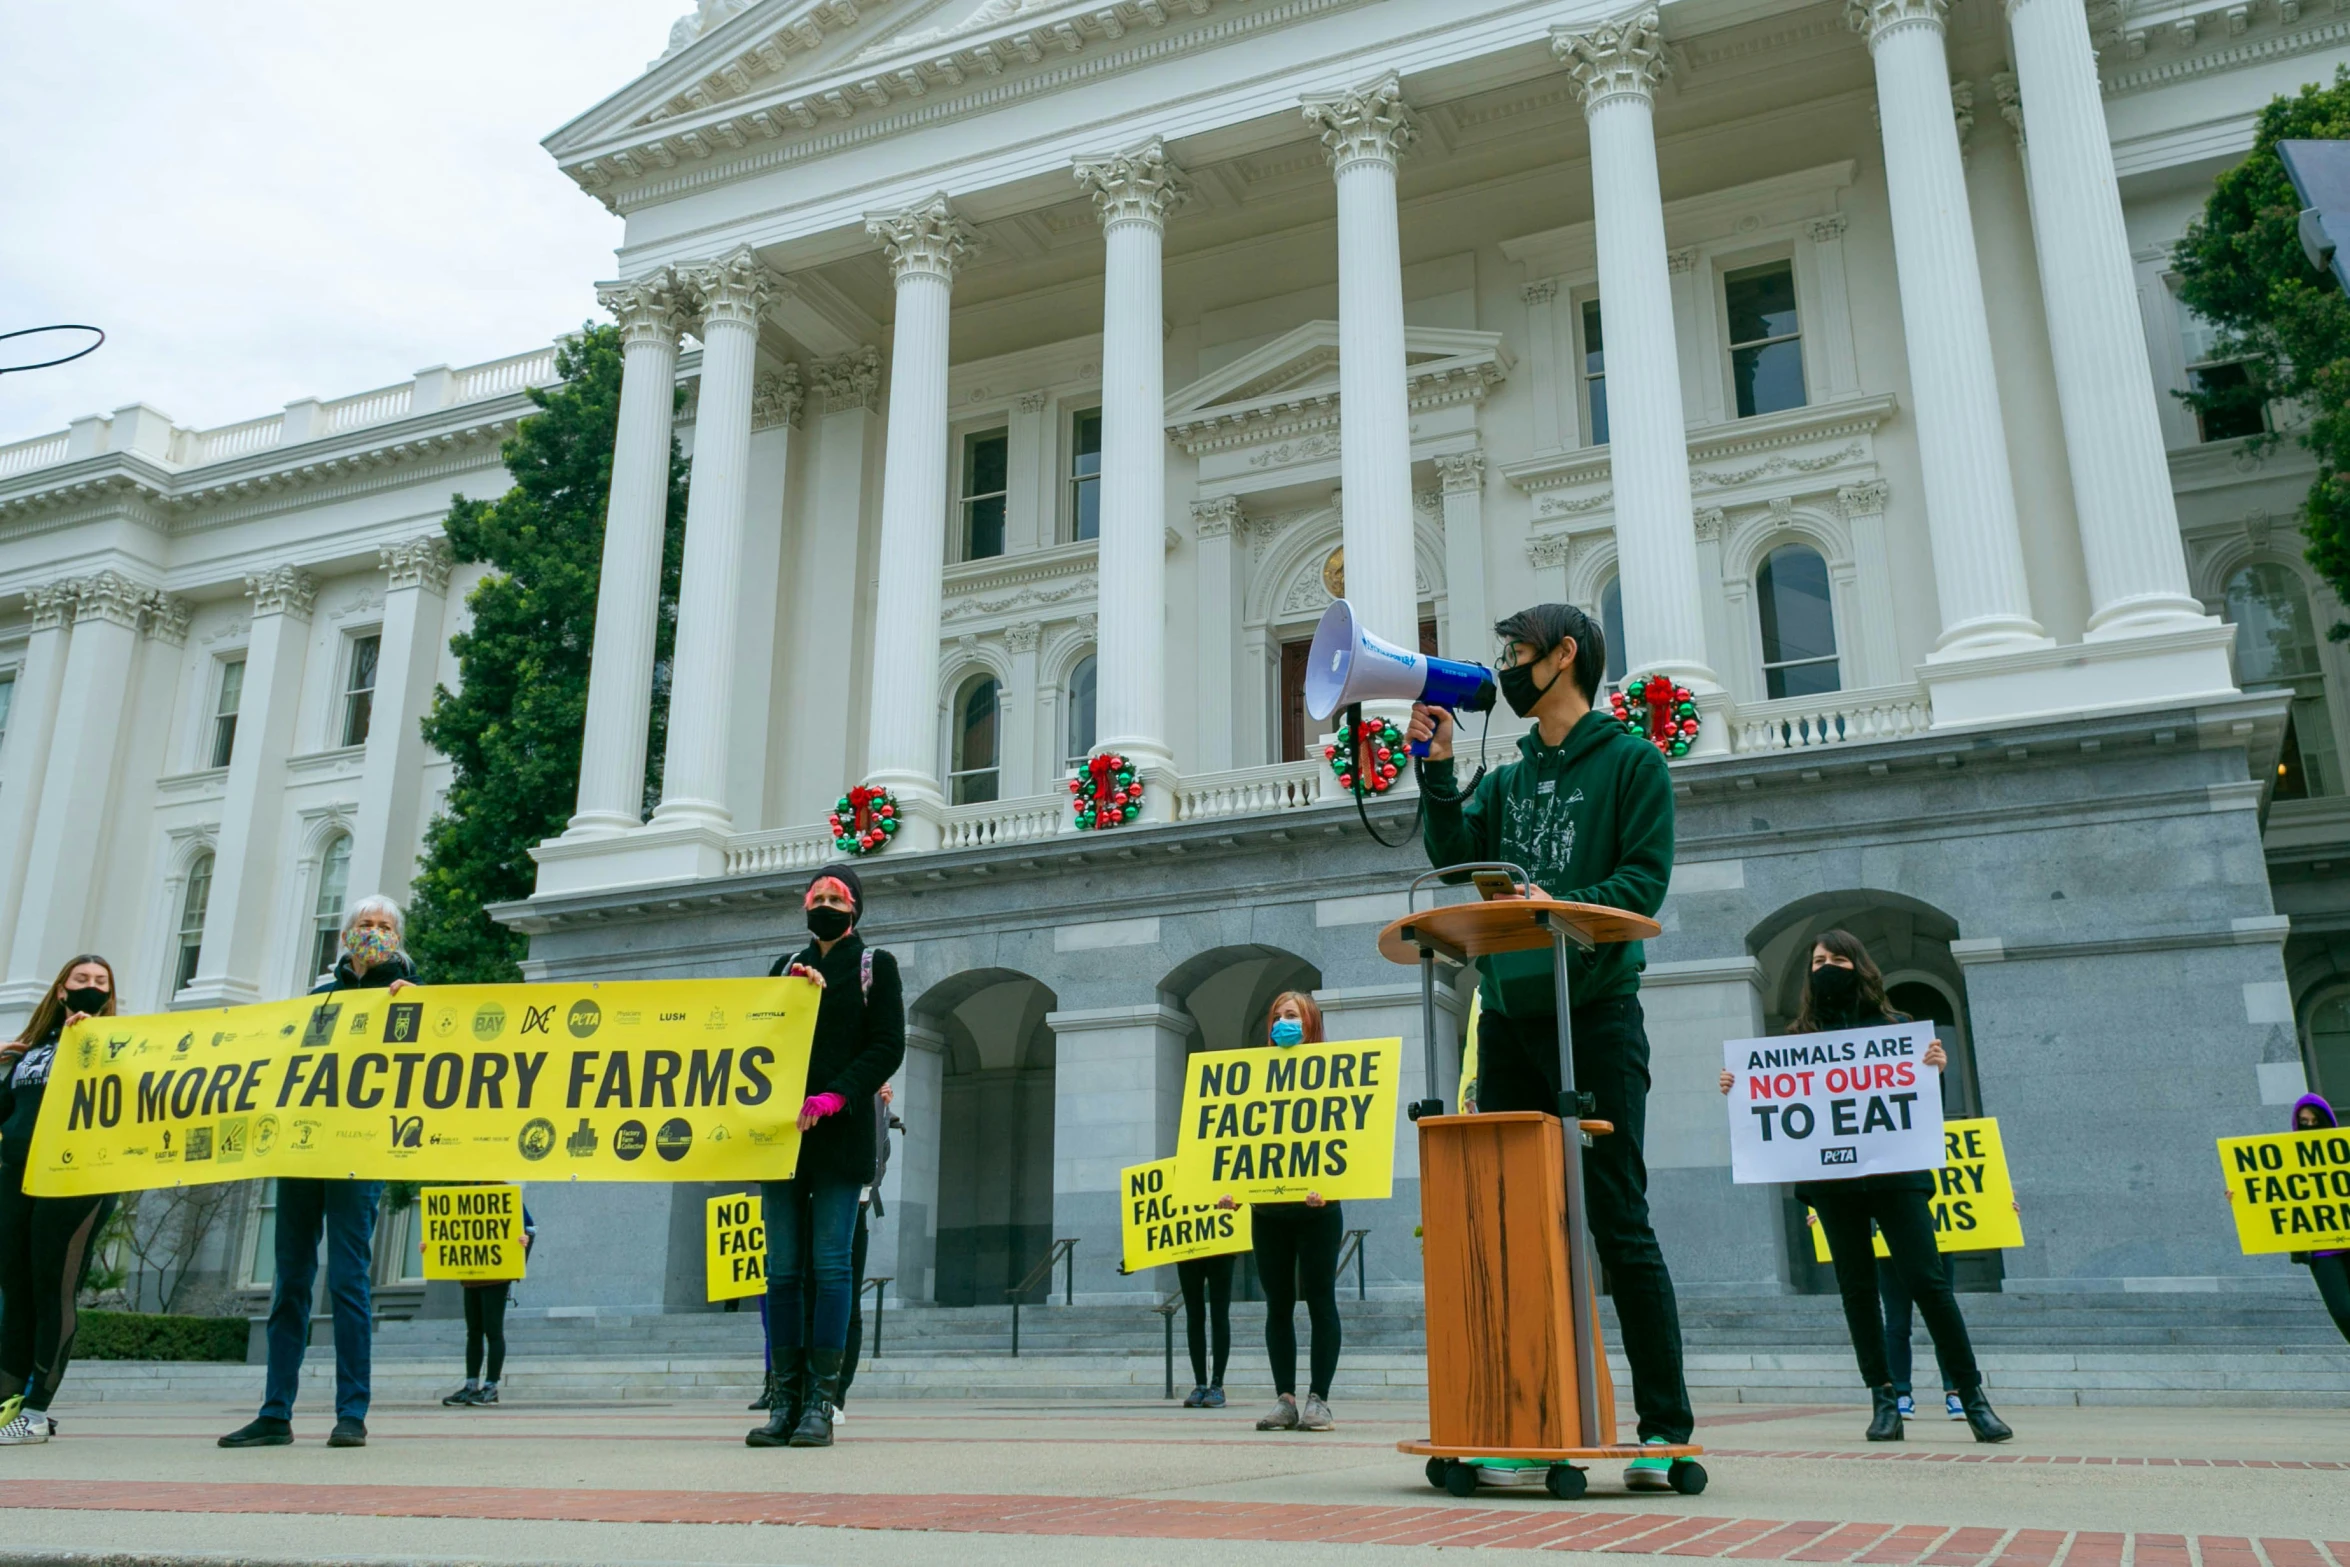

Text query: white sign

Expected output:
[1724,1023,1944,1186]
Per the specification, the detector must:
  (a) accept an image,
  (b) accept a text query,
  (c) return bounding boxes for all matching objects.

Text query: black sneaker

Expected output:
[441,1387,479,1407]
[328,1417,367,1447]
[472,1386,499,1406]
[218,1417,293,1448]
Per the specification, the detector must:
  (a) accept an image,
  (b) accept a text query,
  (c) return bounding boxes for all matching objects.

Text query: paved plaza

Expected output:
[0,1395,2340,1566]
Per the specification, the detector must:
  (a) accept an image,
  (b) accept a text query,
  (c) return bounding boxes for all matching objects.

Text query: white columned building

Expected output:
[345,536,452,904]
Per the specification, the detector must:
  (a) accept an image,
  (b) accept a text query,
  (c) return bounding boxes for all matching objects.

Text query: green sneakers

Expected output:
[1624,1436,1674,1492]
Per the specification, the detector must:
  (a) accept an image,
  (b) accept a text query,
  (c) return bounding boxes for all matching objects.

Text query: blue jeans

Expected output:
[261,1178,380,1422]
[762,1175,860,1352]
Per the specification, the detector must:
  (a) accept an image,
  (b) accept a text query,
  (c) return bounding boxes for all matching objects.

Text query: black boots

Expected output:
[1958,1384,2013,1444]
[790,1349,844,1448]
[1865,1384,1904,1442]
[748,1371,775,1412]
[745,1349,805,1448]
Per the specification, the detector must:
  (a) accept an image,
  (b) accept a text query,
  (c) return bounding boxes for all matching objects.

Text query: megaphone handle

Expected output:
[1407,706,1440,759]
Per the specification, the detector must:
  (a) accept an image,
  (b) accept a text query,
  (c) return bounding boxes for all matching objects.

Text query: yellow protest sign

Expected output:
[2219,1126,2350,1255]
[23,979,817,1197]
[1119,1157,1252,1273]
[1173,1037,1400,1204]
[1808,1116,2025,1261]
[707,1191,767,1302]
[419,1185,527,1281]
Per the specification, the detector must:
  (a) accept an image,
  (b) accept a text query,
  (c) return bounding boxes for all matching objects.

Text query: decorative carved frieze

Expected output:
[1192,496,1242,537]
[597,266,700,347]
[244,565,317,621]
[1434,450,1487,493]
[1074,138,1192,229]
[1302,74,1419,170]
[1553,10,1672,110]
[809,347,882,415]
[866,193,980,283]
[679,244,784,329]
[752,364,805,431]
[381,535,454,594]
[74,570,154,630]
[143,591,192,645]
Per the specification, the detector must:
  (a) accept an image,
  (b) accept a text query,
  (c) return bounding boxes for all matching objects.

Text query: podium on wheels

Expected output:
[1379,864,1706,1501]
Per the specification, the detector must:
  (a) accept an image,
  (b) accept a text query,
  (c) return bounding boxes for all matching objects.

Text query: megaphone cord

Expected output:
[1344,703,1493,850]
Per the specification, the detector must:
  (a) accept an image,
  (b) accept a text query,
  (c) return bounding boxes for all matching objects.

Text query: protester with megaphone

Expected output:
[1407,604,1693,1492]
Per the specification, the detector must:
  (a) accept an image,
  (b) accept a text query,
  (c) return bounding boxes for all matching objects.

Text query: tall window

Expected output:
[2178,301,2267,442]
[1756,544,1841,699]
[340,634,380,748]
[2227,562,2339,797]
[2308,990,2350,1105]
[307,833,352,982]
[1725,261,1805,418]
[173,851,214,995]
[1069,408,1103,542]
[210,658,245,770]
[244,1180,281,1288]
[1580,300,1609,447]
[0,670,15,757]
[959,429,1009,561]
[1599,576,1628,690]
[1065,655,1098,769]
[949,675,1000,805]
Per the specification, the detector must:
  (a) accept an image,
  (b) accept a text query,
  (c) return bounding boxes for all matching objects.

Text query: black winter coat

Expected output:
[1790,1006,1937,1204]
[770,934,904,1185]
[310,951,419,994]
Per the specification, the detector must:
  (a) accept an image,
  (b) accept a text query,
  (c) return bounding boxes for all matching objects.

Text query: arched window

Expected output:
[949,675,1000,806]
[173,851,214,995]
[2226,563,2339,797]
[307,833,352,983]
[1599,576,1627,690]
[1757,543,1841,699]
[2307,989,2350,1104]
[1065,655,1097,770]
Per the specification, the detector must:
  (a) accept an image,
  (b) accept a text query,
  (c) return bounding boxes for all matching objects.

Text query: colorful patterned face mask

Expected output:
[345,926,399,971]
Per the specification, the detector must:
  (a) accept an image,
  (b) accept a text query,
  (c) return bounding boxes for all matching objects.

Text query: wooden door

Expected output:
[1278,619,1441,762]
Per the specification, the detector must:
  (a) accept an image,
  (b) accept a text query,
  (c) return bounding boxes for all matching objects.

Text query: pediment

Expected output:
[1164,322,1512,453]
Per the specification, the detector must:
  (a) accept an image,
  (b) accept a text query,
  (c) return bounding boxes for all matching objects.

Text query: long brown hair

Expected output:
[1789,929,1895,1033]
[16,953,117,1047]
[1263,990,1324,1046]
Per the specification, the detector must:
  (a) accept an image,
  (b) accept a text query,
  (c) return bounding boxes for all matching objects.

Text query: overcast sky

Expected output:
[0,1,661,442]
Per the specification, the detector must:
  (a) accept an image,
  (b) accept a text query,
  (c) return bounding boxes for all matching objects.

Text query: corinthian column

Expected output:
[863,195,977,845]
[1304,75,1421,658]
[1554,13,1722,722]
[2005,0,2212,644]
[1076,140,1189,773]
[652,245,782,838]
[1849,0,2047,659]
[568,269,695,837]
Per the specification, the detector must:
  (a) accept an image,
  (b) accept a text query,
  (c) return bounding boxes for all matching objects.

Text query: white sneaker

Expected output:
[0,1410,51,1445]
[1945,1392,1965,1421]
[832,1406,847,1426]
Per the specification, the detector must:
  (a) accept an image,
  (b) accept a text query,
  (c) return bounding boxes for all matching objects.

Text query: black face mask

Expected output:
[806,906,854,943]
[62,986,109,1016]
[1497,656,1557,719]
[1809,963,1860,1012]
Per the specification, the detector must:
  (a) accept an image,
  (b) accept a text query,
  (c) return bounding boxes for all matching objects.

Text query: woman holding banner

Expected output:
[1719,931,2011,1444]
[747,866,903,1450]
[1239,992,1344,1433]
[2288,1095,2350,1344]
[0,955,119,1444]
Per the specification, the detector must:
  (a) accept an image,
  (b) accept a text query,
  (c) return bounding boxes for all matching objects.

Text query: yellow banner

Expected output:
[1173,1037,1400,1204]
[1119,1156,1252,1273]
[419,1184,527,1281]
[707,1191,767,1302]
[2219,1126,2350,1254]
[1807,1116,2025,1261]
[23,979,817,1197]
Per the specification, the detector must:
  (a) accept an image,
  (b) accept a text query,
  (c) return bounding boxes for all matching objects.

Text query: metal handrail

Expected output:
[1007,1238,1077,1358]
[1335,1228,1371,1301]
[861,1276,890,1359]
[1152,1296,1181,1399]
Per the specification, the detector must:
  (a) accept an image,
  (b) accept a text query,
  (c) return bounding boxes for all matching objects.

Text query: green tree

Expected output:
[405,326,687,982]
[2172,70,2350,618]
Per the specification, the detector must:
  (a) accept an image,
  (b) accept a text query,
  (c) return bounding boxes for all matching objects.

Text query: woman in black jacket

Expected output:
[747,866,904,1450]
[0,954,118,1444]
[1720,930,2011,1444]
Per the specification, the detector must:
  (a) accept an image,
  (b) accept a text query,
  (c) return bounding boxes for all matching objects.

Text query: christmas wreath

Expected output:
[1071,751,1142,830]
[1324,715,1406,795]
[1611,673,1701,758]
[829,784,899,855]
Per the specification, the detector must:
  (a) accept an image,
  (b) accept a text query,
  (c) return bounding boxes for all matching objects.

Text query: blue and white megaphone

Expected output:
[1304,598,1497,757]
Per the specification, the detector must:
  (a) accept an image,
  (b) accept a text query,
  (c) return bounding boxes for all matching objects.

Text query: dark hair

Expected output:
[16,953,117,1047]
[1789,929,1896,1033]
[1494,602,1607,704]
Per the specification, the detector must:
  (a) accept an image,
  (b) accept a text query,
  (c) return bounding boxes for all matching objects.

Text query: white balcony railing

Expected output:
[194,415,285,464]
[325,383,415,433]
[1169,759,1331,821]
[722,824,840,878]
[456,347,559,403]
[0,432,70,478]
[1730,683,1932,753]
[939,794,1065,849]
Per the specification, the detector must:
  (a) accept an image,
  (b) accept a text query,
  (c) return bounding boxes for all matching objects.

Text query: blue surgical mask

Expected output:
[1270,1018,1304,1048]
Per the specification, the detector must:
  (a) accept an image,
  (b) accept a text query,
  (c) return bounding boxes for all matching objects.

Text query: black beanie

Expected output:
[808,864,865,920]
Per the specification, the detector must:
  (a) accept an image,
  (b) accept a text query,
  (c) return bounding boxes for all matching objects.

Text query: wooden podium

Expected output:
[1379,865,1705,1500]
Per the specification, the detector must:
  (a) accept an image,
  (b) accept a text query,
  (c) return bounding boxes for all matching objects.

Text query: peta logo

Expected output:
[388,1116,423,1148]
[1819,1146,1858,1165]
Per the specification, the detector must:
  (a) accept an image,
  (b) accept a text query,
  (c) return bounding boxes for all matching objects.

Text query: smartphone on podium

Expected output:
[1470,871,1519,901]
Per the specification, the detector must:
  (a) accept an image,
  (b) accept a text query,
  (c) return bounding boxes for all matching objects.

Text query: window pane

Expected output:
[2293,693,2342,797]
[1732,339,1807,418]
[1072,410,1102,475]
[1758,544,1840,700]
[217,660,245,716]
[313,835,352,921]
[966,496,1006,560]
[347,636,380,695]
[211,661,244,769]
[2226,563,2322,684]
[2311,992,2350,1104]
[1582,300,1609,448]
[1726,263,1805,418]
[1599,577,1627,686]
[342,639,379,748]
[1071,409,1103,543]
[1725,262,1799,345]
[966,431,1009,495]
[2191,362,2267,442]
[247,1182,279,1288]
[959,679,999,770]
[1066,655,1097,765]
[0,673,15,750]
[1073,478,1100,542]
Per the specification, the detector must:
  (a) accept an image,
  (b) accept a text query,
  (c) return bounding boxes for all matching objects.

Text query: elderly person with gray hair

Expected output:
[219,894,417,1452]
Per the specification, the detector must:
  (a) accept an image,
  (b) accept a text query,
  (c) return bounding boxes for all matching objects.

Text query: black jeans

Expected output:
[1176,1252,1235,1388]
[1879,1252,1957,1396]
[1253,1201,1342,1400]
[0,1160,113,1413]
[463,1285,508,1384]
[1479,996,1694,1443]
[2308,1254,2350,1345]
[1811,1184,1980,1393]
[838,1203,871,1405]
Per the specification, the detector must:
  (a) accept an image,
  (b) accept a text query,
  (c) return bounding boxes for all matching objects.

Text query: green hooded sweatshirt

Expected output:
[1420,709,1675,1015]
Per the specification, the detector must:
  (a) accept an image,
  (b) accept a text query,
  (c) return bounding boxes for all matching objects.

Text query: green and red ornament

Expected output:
[829,783,900,855]
[1611,673,1701,758]
[1324,715,1406,795]
[1072,750,1142,830]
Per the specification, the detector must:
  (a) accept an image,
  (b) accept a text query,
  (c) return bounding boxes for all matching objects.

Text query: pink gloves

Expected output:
[800,1092,846,1121]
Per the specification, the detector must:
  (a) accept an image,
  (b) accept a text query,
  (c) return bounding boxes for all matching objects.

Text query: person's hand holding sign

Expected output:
[798,1092,846,1131]
[783,962,825,986]
[1302,1192,1326,1208]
